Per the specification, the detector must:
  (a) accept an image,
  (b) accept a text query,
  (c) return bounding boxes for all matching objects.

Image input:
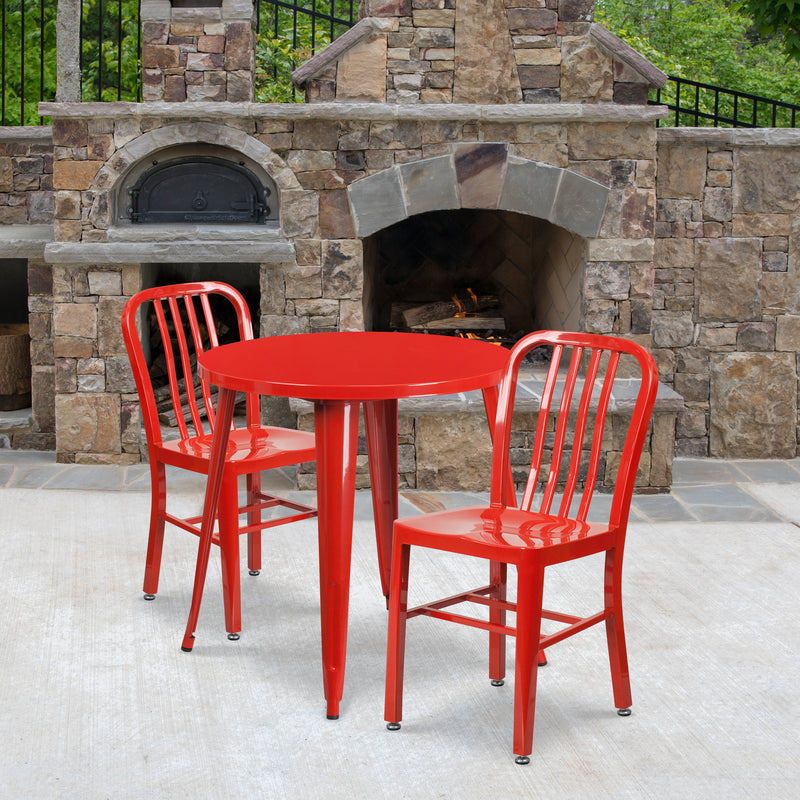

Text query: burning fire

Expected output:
[451,288,479,318]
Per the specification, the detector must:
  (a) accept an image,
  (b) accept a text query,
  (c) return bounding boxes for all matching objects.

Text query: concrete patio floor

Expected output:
[1,450,798,798]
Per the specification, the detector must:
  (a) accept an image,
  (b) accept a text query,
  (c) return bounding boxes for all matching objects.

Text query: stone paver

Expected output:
[2,450,799,525]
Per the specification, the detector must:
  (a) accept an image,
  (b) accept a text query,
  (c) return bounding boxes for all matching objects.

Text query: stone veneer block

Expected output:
[53,161,103,190]
[696,238,762,323]
[550,169,609,238]
[399,156,459,216]
[710,352,797,458]
[56,393,121,455]
[453,0,522,104]
[499,157,561,221]
[348,168,406,237]
[734,147,800,215]
[336,35,387,102]
[455,143,507,208]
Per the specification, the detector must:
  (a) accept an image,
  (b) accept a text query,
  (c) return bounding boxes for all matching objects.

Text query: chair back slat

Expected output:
[185,293,218,430]
[536,346,584,515]
[152,297,192,441]
[170,295,208,437]
[557,347,602,518]
[519,345,562,511]
[489,331,659,528]
[121,281,256,449]
[573,350,618,521]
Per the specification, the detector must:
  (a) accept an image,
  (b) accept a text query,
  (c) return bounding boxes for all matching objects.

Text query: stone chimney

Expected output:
[295,0,664,105]
[141,0,256,102]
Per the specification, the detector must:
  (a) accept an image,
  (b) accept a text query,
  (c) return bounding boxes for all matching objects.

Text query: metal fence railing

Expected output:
[1,0,58,125]
[0,1,358,124]
[2,5,798,127]
[651,75,800,128]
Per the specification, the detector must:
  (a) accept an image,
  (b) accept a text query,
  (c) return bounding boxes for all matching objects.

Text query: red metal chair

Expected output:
[384,330,659,763]
[121,281,317,639]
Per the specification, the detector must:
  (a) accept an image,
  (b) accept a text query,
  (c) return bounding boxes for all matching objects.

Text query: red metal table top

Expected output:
[198,331,509,401]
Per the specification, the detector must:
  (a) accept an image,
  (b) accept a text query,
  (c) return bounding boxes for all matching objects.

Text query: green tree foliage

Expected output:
[80,0,141,103]
[255,1,354,103]
[595,0,800,102]
[735,0,800,61]
[595,0,800,125]
[1,0,139,125]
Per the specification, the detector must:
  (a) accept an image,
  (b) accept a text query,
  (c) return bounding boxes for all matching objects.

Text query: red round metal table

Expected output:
[183,331,509,719]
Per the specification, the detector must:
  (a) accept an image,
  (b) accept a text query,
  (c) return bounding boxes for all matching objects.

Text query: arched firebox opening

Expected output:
[138,262,260,431]
[362,208,585,345]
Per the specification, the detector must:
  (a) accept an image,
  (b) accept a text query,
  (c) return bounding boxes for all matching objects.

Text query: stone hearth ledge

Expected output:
[38,101,668,124]
[44,225,294,264]
[0,225,53,259]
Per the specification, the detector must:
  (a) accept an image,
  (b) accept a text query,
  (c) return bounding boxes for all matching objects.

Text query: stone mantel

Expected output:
[0,126,53,142]
[38,101,668,124]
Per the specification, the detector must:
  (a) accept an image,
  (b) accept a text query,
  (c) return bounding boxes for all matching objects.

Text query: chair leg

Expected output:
[218,475,243,638]
[246,472,262,576]
[489,560,507,685]
[384,541,411,728]
[604,548,632,711]
[511,563,545,764]
[143,461,167,599]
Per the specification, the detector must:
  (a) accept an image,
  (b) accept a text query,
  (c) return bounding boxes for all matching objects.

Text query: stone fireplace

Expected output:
[26,0,684,490]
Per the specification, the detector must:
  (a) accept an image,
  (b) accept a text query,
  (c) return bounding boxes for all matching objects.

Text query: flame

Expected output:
[458,332,504,346]
[452,288,480,318]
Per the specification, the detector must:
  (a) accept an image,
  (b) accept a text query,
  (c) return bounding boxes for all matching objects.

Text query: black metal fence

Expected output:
[0,0,357,124]
[1,0,58,125]
[255,1,357,102]
[257,1,356,45]
[2,3,799,127]
[651,75,800,128]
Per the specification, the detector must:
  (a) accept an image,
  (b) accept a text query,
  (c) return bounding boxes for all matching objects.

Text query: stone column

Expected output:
[141,0,256,102]
[56,0,81,102]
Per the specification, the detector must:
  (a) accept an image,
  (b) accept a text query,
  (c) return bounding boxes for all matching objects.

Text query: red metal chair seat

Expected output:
[384,330,658,764]
[121,281,317,640]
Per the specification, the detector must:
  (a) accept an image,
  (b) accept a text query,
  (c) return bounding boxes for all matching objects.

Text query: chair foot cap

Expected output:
[491,679,505,687]
[617,708,632,716]
[515,756,530,765]
[143,594,156,601]
[227,633,240,641]
[248,570,260,576]
[386,722,401,731]
[327,714,339,720]
[180,646,193,652]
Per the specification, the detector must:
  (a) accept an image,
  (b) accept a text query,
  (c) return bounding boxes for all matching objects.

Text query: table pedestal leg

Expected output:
[364,399,398,601]
[314,399,360,719]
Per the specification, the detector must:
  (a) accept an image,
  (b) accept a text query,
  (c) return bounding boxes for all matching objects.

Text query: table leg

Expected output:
[314,399,360,719]
[182,387,237,652]
[363,399,398,601]
[481,384,517,508]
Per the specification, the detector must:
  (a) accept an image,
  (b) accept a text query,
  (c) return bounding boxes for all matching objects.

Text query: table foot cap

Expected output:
[326,714,339,720]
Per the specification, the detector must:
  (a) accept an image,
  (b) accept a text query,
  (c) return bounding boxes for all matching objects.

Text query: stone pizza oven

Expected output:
[4,0,799,491]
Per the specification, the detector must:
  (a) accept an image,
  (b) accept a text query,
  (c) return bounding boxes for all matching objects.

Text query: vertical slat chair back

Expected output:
[122,282,255,448]
[489,331,658,530]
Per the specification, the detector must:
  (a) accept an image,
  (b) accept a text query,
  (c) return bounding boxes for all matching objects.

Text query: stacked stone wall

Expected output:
[654,129,800,458]
[141,0,256,103]
[0,131,54,226]
[309,1,650,105]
